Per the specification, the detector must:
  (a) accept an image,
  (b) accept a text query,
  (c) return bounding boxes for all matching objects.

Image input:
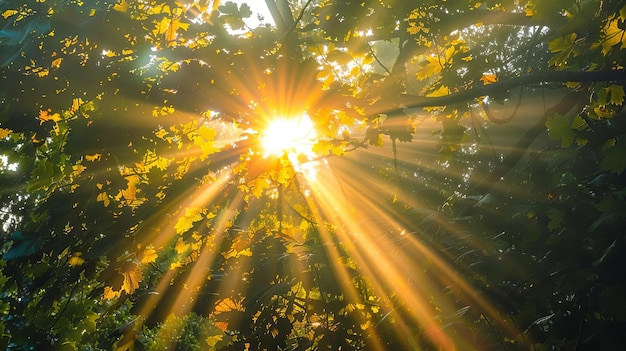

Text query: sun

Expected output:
[261,114,317,159]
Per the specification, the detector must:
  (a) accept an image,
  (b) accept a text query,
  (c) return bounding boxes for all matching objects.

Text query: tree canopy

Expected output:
[1,0,625,350]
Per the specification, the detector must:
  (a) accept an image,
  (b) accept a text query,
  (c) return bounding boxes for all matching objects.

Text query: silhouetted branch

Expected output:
[370,70,626,116]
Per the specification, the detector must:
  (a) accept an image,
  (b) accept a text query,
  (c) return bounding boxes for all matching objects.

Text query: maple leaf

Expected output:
[608,84,625,105]
[547,209,565,231]
[141,247,158,264]
[174,207,204,234]
[102,286,120,300]
[214,297,243,313]
[548,33,577,67]
[175,237,191,254]
[546,113,575,148]
[416,56,443,80]
[166,18,189,41]
[601,141,626,174]
[38,110,61,125]
[598,17,626,55]
[153,17,171,36]
[250,176,271,198]
[121,263,142,295]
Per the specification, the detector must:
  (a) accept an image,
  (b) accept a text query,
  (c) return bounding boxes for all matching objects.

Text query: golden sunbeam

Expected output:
[292,139,532,349]
[303,162,459,349]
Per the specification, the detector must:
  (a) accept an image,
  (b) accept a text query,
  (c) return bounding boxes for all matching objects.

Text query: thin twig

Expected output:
[281,0,314,40]
[368,42,391,75]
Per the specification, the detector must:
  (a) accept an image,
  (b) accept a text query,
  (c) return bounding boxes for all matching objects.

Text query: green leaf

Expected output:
[608,84,625,106]
[547,33,577,67]
[2,231,43,260]
[218,1,252,29]
[326,50,353,65]
[547,209,565,231]
[546,113,575,147]
[601,141,626,174]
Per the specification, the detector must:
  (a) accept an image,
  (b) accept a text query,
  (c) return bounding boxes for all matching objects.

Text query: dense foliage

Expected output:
[1,0,625,350]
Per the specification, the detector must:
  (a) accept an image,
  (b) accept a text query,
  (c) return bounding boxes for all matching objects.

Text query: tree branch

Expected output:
[282,0,315,40]
[370,70,626,116]
[265,0,287,32]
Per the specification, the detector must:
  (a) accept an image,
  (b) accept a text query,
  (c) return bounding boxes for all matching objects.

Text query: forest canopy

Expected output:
[1,0,626,350]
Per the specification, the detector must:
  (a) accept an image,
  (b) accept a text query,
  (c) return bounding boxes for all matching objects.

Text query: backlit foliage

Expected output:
[1,0,625,350]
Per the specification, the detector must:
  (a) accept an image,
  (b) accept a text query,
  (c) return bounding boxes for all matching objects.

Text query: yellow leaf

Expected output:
[71,164,86,177]
[85,153,101,162]
[97,192,110,207]
[155,128,168,139]
[141,247,158,264]
[119,175,140,205]
[249,176,271,198]
[166,18,189,41]
[38,110,61,124]
[223,247,252,259]
[427,85,450,97]
[444,45,455,62]
[206,335,224,348]
[212,0,221,12]
[214,297,243,313]
[175,237,191,254]
[407,22,420,35]
[174,207,204,234]
[599,17,626,55]
[103,286,120,300]
[415,56,443,80]
[121,264,142,295]
[480,73,498,85]
[113,0,128,12]
[68,252,85,266]
[71,98,83,112]
[166,19,177,41]
[2,9,18,19]
[0,128,12,138]
[154,17,171,36]
[51,57,63,69]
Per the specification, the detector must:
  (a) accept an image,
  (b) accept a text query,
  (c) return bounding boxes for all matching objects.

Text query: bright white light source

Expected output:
[261,115,316,158]
[261,114,319,178]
